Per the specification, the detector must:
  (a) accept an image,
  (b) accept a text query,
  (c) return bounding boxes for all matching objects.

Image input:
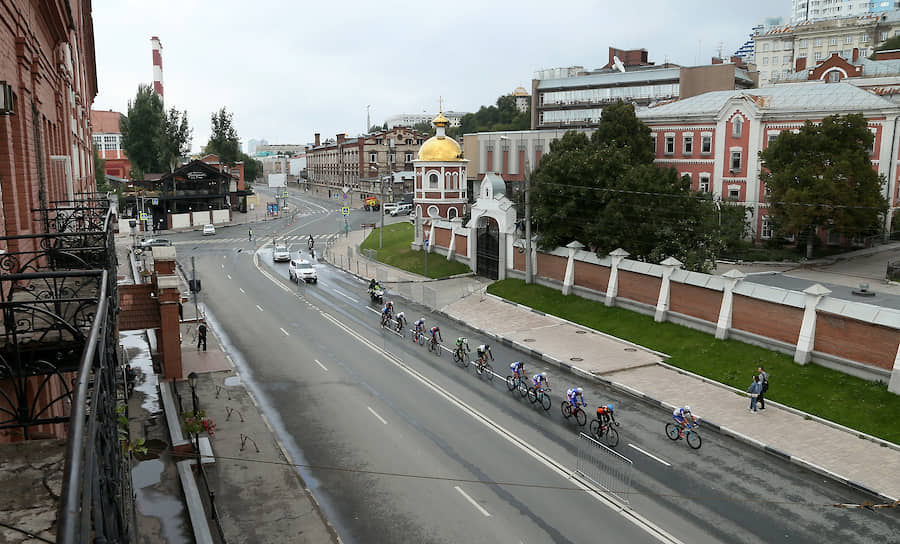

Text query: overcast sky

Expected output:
[92,0,787,153]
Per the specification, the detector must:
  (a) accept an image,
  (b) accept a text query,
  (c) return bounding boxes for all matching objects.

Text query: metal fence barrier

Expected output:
[574,432,634,505]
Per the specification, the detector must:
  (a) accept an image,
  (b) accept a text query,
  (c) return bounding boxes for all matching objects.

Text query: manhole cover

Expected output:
[575,330,587,334]
[624,348,637,352]
[523,338,536,342]
[570,357,583,362]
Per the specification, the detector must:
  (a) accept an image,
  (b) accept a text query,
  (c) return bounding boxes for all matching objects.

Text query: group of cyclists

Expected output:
[370,280,699,444]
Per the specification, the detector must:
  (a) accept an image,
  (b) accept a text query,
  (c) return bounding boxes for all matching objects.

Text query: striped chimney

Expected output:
[151,36,164,99]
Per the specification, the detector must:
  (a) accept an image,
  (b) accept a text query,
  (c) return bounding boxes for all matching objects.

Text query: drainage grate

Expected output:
[624,348,637,352]
[570,357,583,362]
[575,330,587,334]
[523,338,536,342]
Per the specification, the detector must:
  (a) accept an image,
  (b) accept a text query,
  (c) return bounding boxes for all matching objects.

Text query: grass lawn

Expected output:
[488,279,900,444]
[360,223,471,279]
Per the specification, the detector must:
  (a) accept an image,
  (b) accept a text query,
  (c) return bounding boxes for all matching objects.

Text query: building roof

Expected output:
[639,81,898,119]
[90,110,123,134]
[780,55,900,82]
[537,67,681,90]
[418,135,462,161]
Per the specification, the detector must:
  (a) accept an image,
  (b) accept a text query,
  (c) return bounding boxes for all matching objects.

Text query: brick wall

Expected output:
[119,284,161,330]
[433,227,451,249]
[455,234,468,257]
[670,282,722,323]
[536,253,566,281]
[513,248,525,271]
[574,259,609,293]
[814,312,900,370]
[617,270,661,306]
[732,295,802,344]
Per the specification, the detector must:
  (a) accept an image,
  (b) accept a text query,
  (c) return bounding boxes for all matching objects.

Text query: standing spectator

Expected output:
[757,366,769,410]
[178,301,184,322]
[248,228,253,241]
[198,321,208,352]
[747,375,762,413]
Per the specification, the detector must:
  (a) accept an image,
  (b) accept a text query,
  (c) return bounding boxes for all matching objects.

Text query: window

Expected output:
[827,71,841,83]
[814,51,824,61]
[783,55,791,64]
[699,174,710,193]
[882,31,889,41]
[762,56,769,65]
[369,152,377,162]
[767,131,779,145]
[683,135,693,155]
[841,49,852,59]
[728,188,741,200]
[829,36,838,46]
[814,38,823,47]
[664,135,675,155]
[845,35,853,45]
[428,172,438,188]
[405,152,413,162]
[730,150,742,172]
[860,33,869,43]
[798,50,807,58]
[375,138,383,145]
[763,43,770,52]
[417,139,424,145]
[651,133,657,151]
[427,205,439,218]
[389,152,395,163]
[405,139,412,145]
[701,134,712,154]
[761,217,773,239]
[799,39,808,48]
[732,117,743,138]
[760,71,768,80]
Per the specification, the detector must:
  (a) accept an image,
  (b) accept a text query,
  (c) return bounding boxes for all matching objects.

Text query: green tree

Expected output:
[412,121,435,137]
[206,107,241,165]
[240,152,262,182]
[456,94,530,136]
[160,108,192,172]
[531,101,728,272]
[870,35,900,59]
[759,113,888,258]
[119,84,166,179]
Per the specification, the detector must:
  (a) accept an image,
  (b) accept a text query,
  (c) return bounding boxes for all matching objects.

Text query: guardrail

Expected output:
[574,432,634,506]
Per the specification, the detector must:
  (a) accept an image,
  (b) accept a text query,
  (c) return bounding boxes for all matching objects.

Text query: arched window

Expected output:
[732,116,743,138]
[452,172,459,190]
[429,173,439,188]
[448,207,458,220]
[427,205,439,218]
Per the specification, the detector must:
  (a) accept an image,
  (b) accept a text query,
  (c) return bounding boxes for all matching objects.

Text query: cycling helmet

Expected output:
[607,404,614,411]
[684,405,691,412]
[386,301,393,307]
[576,387,583,394]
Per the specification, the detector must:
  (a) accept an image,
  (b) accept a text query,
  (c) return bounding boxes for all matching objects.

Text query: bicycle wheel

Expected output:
[574,409,587,427]
[517,381,529,398]
[418,334,425,346]
[527,387,537,403]
[435,344,442,357]
[686,431,702,449]
[427,340,434,352]
[539,393,551,411]
[483,363,493,381]
[561,402,571,418]
[410,330,417,343]
[604,428,620,448]
[665,423,680,441]
[589,419,602,439]
[506,376,515,391]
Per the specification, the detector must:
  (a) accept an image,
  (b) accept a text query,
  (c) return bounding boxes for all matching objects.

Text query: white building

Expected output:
[385,111,469,129]
[791,0,898,23]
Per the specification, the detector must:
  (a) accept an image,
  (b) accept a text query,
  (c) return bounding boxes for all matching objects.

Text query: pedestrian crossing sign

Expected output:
[139,213,148,221]
[341,207,350,216]
[282,191,289,197]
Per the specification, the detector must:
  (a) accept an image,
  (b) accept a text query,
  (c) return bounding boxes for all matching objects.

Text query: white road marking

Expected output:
[239,288,245,294]
[256,305,264,312]
[314,359,328,371]
[333,289,357,303]
[280,327,289,336]
[627,444,671,467]
[367,406,388,425]
[227,274,232,280]
[221,264,225,269]
[366,307,380,315]
[454,486,490,517]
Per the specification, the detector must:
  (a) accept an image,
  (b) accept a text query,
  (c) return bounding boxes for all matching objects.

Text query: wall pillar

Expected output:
[562,241,584,295]
[447,218,462,261]
[427,223,436,253]
[794,283,831,365]
[889,344,900,395]
[156,274,183,379]
[654,257,683,322]
[715,269,746,340]
[604,248,629,307]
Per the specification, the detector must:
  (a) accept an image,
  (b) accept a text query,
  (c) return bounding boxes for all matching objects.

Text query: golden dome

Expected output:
[418,135,462,161]
[432,112,449,127]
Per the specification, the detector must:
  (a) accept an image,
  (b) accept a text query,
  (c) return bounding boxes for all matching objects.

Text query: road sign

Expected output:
[282,191,289,198]
[151,198,159,205]
[342,186,351,194]
[341,206,350,216]
[139,213,148,221]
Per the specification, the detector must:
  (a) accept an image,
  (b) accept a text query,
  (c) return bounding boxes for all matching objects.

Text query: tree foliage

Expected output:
[119,84,166,179]
[759,113,887,257]
[530,100,732,272]
[871,35,900,58]
[240,153,262,182]
[456,94,530,137]
[206,107,241,165]
[160,108,192,172]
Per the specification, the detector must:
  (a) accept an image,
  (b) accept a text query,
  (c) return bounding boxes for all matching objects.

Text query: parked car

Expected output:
[202,224,216,236]
[273,244,291,262]
[390,203,412,216]
[138,238,172,248]
[289,258,317,283]
[382,203,399,215]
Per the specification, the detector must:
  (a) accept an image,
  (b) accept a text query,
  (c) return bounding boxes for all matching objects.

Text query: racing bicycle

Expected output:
[505,375,529,397]
[410,328,426,345]
[589,419,620,448]
[666,420,702,449]
[561,402,588,426]
[428,335,442,356]
[527,386,552,411]
[474,355,493,381]
[453,345,470,367]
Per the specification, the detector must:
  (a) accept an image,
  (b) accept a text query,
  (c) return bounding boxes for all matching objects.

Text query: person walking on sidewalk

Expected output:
[757,366,769,410]
[248,228,253,242]
[198,321,208,351]
[747,375,762,413]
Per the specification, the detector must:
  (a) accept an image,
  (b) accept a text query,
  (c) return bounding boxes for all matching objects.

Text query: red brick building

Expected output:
[638,82,900,241]
[0,0,98,247]
[91,109,132,179]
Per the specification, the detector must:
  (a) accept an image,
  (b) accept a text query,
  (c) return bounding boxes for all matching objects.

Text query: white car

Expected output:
[289,258,317,283]
[390,203,412,216]
[383,203,399,215]
[273,244,291,262]
[202,224,216,236]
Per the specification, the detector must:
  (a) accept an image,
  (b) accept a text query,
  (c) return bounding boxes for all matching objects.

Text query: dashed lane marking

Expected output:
[454,486,491,517]
[367,406,388,425]
[314,359,328,372]
[627,443,671,467]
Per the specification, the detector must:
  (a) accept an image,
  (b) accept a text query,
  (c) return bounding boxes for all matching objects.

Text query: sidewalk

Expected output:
[327,229,900,502]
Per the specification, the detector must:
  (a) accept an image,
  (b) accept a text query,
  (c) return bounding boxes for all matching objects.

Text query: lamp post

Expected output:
[187,371,199,415]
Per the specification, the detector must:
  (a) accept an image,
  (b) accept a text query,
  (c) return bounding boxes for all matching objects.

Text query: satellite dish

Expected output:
[613,56,626,73]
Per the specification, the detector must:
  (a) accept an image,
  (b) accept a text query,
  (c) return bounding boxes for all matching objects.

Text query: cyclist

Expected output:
[380,301,393,326]
[566,387,586,415]
[413,317,426,340]
[395,311,406,332]
[531,371,550,394]
[597,404,617,428]
[509,361,526,382]
[475,344,493,370]
[429,325,442,346]
[455,337,470,359]
[673,405,697,437]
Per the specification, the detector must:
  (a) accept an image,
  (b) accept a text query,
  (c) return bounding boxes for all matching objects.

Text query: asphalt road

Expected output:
[173,189,900,544]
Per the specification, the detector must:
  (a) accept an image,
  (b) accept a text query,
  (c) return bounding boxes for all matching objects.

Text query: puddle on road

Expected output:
[132,459,191,544]
[120,330,160,414]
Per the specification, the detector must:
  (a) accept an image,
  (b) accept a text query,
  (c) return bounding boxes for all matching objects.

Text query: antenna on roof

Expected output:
[613,56,626,73]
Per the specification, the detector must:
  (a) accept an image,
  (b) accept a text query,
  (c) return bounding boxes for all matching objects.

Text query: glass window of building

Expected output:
[814,38,823,47]
[799,39,808,48]
[699,175,710,193]
[829,36,838,46]
[860,33,869,43]
[815,51,823,61]
[730,151,742,172]
[761,218,773,239]
[683,135,693,155]
[664,135,674,155]
[845,35,853,45]
[701,134,712,154]
[732,117,743,138]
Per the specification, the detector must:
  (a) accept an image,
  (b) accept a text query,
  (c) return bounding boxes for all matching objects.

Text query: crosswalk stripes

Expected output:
[171,233,338,245]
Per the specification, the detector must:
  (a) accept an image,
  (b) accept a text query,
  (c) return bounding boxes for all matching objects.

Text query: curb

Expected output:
[428,294,897,503]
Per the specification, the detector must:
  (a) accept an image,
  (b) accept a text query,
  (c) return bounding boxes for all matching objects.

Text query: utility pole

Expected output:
[191,256,199,320]
[380,140,392,249]
[525,160,533,285]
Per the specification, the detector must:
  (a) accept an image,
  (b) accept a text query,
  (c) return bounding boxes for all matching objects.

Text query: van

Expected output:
[390,203,412,216]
